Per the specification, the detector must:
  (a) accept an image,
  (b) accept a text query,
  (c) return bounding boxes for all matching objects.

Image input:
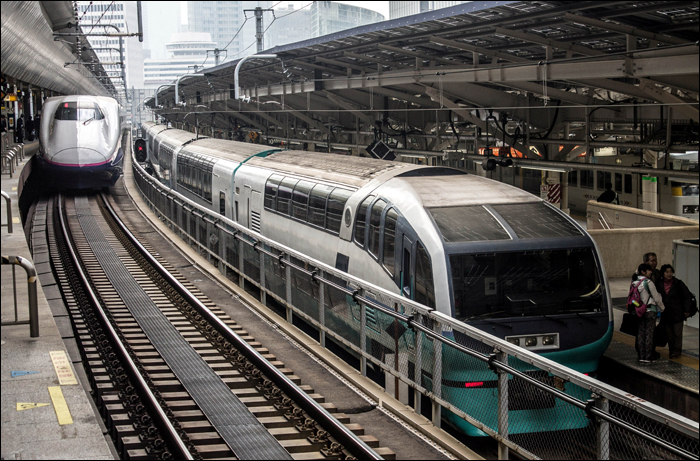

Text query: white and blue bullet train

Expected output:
[35,95,124,189]
[142,120,613,436]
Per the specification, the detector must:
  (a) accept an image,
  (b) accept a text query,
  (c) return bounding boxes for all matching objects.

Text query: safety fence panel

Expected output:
[131,151,698,461]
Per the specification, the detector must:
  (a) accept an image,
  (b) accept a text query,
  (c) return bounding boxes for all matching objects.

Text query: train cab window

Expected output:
[54,101,104,121]
[264,174,284,210]
[354,195,375,247]
[382,208,398,276]
[219,192,226,216]
[624,174,633,194]
[415,242,435,308]
[614,173,623,193]
[368,199,387,258]
[580,170,594,189]
[276,177,298,215]
[308,184,334,228]
[326,188,353,234]
[292,180,314,221]
[568,170,578,187]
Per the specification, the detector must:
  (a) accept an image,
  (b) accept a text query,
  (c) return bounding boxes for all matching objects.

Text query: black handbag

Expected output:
[653,323,668,347]
[620,313,639,336]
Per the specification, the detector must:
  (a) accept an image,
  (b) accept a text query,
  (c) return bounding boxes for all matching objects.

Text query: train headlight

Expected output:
[525,337,538,347]
[507,337,520,346]
[542,335,555,346]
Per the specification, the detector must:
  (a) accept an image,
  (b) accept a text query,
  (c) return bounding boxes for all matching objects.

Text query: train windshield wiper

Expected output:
[83,117,95,125]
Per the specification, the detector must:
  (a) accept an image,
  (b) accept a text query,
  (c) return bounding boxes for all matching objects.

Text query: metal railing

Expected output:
[1,190,12,233]
[131,151,699,460]
[1,132,23,178]
[598,211,613,229]
[1,255,39,337]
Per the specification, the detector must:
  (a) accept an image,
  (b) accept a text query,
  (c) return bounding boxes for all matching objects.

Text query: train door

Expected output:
[396,221,417,301]
[238,184,250,228]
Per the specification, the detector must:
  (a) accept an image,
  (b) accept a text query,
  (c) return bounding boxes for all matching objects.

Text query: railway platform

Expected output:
[603,277,699,422]
[1,148,115,460]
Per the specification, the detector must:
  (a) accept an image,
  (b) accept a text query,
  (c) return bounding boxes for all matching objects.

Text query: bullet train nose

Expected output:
[49,148,110,166]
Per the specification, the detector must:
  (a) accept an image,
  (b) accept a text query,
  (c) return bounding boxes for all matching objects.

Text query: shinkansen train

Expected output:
[35,95,124,189]
[141,121,614,436]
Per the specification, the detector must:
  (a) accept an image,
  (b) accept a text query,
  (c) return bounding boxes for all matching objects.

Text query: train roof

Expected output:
[249,151,408,188]
[183,138,277,164]
[400,173,539,208]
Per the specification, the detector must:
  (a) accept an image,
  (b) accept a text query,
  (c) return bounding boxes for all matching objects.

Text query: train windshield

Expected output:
[54,101,105,121]
[450,248,604,321]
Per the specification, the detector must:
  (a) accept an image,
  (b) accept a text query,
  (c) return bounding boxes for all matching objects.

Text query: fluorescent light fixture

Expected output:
[518,165,571,173]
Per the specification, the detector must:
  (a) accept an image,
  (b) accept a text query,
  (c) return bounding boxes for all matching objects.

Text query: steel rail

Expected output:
[56,194,194,460]
[99,193,384,461]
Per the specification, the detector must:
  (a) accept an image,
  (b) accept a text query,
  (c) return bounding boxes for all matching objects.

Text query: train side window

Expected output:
[624,174,632,194]
[235,201,239,221]
[292,180,314,221]
[382,208,398,276]
[326,188,353,234]
[597,171,611,191]
[368,199,387,258]
[415,242,436,308]
[308,184,334,228]
[219,192,226,216]
[568,170,578,187]
[354,195,375,248]
[276,177,298,215]
[580,170,593,189]
[614,173,623,193]
[264,174,284,210]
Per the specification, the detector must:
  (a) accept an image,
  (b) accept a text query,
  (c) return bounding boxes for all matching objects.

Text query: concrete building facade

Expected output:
[143,33,217,90]
[77,1,144,101]
[389,1,467,19]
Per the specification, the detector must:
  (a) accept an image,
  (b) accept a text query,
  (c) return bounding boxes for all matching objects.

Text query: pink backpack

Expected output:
[627,279,649,317]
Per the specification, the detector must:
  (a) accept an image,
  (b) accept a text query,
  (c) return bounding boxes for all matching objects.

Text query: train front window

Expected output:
[450,248,604,321]
[428,206,510,242]
[54,102,104,121]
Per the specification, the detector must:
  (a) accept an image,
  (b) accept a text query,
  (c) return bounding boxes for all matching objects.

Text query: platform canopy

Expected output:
[1,1,116,98]
[148,0,698,173]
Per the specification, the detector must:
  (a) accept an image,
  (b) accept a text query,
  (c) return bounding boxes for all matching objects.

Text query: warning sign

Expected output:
[49,351,78,385]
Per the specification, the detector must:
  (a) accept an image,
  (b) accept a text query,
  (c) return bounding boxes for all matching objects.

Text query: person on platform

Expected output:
[16,113,24,143]
[25,115,35,142]
[643,252,661,285]
[597,182,619,204]
[655,264,692,359]
[631,263,665,363]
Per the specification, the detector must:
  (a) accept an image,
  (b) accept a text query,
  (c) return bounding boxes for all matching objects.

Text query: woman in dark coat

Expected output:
[656,264,692,359]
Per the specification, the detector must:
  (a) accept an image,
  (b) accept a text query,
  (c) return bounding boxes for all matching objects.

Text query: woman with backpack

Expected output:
[631,263,665,363]
[655,264,692,359]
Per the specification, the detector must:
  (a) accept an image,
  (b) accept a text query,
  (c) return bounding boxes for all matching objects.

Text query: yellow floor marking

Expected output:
[12,187,17,191]
[13,217,20,224]
[49,350,78,385]
[48,386,73,425]
[612,332,699,370]
[17,403,50,411]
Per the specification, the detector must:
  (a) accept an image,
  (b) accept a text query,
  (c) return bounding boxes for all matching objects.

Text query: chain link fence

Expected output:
[132,153,699,460]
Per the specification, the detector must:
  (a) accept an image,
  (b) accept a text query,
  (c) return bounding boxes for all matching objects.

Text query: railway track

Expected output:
[41,192,395,460]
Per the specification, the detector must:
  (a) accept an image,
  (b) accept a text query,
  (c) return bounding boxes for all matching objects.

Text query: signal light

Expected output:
[464,381,485,388]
